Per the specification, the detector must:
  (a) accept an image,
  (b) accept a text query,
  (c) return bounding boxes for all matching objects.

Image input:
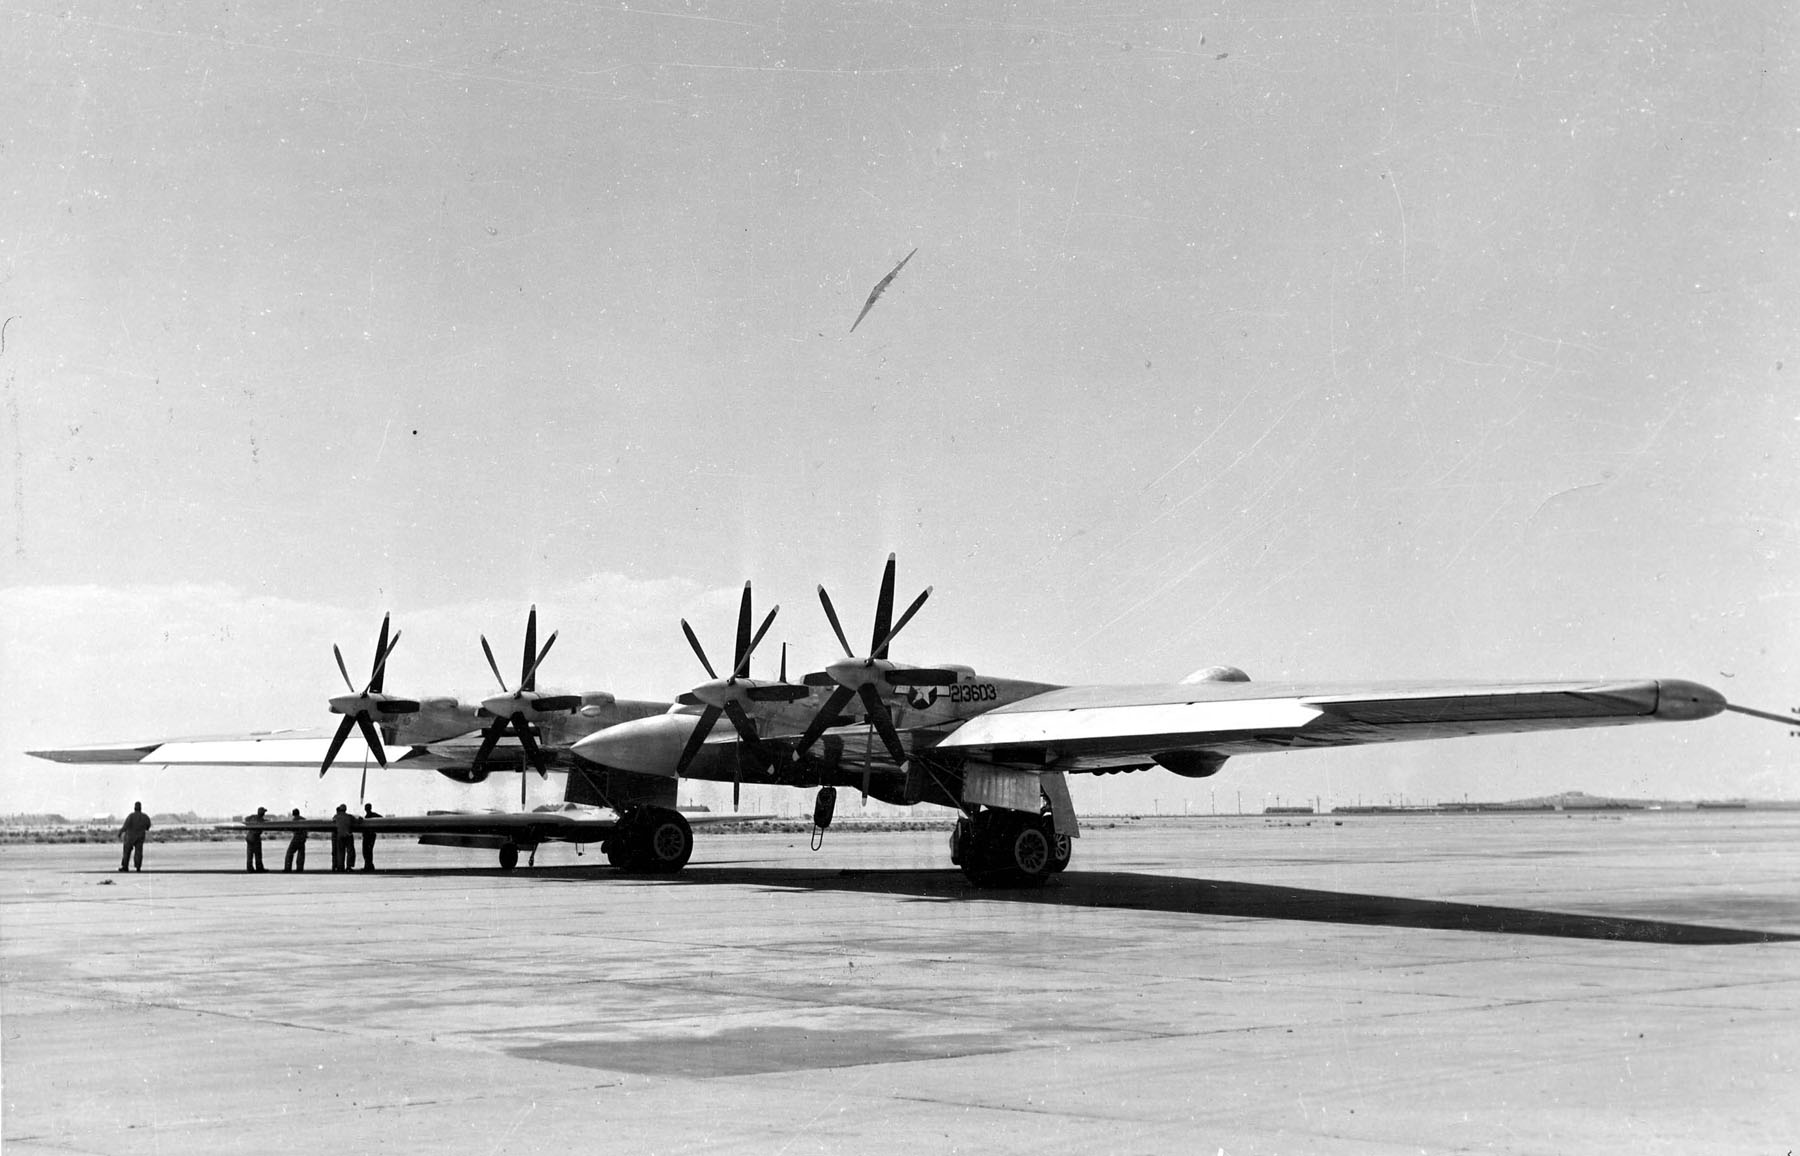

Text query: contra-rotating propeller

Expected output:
[470,605,582,803]
[321,613,420,778]
[792,554,960,766]
[675,582,810,804]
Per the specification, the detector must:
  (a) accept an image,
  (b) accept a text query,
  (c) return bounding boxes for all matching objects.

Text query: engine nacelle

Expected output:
[1153,751,1229,779]
[436,766,492,785]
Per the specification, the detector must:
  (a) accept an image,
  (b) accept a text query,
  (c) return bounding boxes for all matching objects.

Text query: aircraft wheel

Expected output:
[1035,804,1073,873]
[948,817,973,866]
[498,843,520,872]
[640,809,693,874]
[958,811,1050,888]
[604,837,639,872]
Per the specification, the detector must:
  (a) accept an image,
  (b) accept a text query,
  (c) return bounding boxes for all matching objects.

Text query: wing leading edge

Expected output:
[932,678,1725,768]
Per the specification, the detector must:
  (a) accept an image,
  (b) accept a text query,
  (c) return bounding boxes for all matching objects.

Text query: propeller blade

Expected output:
[522,630,558,690]
[871,553,897,655]
[333,645,356,694]
[884,668,959,686]
[802,671,838,687]
[856,683,908,765]
[873,587,931,659]
[321,715,357,776]
[734,606,779,680]
[722,699,763,746]
[675,706,723,776]
[369,629,402,693]
[795,685,857,755]
[480,635,509,691]
[780,642,788,683]
[818,586,854,658]
[733,582,754,676]
[522,606,538,690]
[353,712,389,768]
[469,718,508,775]
[370,614,392,693]
[681,619,718,679]
[512,712,546,776]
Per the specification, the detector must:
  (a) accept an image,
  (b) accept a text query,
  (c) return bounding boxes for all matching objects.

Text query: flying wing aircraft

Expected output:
[28,556,1795,887]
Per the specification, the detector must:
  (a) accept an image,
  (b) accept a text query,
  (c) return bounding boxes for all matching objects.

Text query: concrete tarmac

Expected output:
[4,812,1798,1154]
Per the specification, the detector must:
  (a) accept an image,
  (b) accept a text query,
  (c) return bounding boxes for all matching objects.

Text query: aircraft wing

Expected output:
[30,730,361,767]
[29,731,550,772]
[930,677,1726,771]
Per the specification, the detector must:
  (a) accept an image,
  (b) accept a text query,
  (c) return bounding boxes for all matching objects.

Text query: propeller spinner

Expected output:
[792,554,959,765]
[321,614,420,777]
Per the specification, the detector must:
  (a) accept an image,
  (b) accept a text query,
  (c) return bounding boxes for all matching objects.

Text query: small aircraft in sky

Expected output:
[28,556,1796,885]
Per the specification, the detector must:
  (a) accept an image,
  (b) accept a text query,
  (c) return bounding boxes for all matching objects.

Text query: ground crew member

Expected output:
[361,803,382,871]
[331,804,355,871]
[118,802,151,872]
[284,809,308,871]
[244,806,268,872]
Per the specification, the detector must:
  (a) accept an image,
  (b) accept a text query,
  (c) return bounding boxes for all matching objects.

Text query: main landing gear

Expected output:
[949,807,1072,888]
[603,807,693,874]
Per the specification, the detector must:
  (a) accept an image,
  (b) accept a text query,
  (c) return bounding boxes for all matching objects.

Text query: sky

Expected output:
[3,2,1796,819]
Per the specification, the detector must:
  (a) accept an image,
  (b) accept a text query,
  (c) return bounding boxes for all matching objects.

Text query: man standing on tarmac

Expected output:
[117,802,151,872]
[244,806,268,872]
[361,802,382,871]
[331,804,355,871]
[284,809,308,872]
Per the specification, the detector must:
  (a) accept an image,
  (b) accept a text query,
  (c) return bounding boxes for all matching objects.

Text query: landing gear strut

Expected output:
[603,807,693,874]
[949,807,1064,888]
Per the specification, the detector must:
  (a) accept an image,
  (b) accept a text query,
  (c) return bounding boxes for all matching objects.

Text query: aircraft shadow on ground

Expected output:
[666,866,1795,946]
[702,868,1796,945]
[127,864,1796,945]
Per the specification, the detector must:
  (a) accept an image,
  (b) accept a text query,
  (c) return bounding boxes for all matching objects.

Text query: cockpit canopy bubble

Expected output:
[1180,665,1251,684]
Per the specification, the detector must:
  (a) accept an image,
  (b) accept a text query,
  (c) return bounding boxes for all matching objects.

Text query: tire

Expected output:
[958,810,1051,888]
[948,817,973,866]
[604,838,638,871]
[640,809,693,873]
[498,843,520,871]
[1045,817,1072,874]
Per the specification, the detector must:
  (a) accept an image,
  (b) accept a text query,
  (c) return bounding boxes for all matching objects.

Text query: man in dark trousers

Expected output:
[118,802,151,872]
[244,806,268,872]
[360,803,382,871]
[283,809,308,872]
[331,804,355,871]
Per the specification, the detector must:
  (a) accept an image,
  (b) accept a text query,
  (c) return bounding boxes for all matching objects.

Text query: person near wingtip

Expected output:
[117,801,151,872]
[244,806,268,872]
[360,802,382,871]
[331,804,355,871]
[283,808,308,872]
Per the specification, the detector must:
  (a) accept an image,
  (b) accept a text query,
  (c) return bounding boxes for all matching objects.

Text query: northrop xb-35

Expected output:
[30,556,1793,885]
